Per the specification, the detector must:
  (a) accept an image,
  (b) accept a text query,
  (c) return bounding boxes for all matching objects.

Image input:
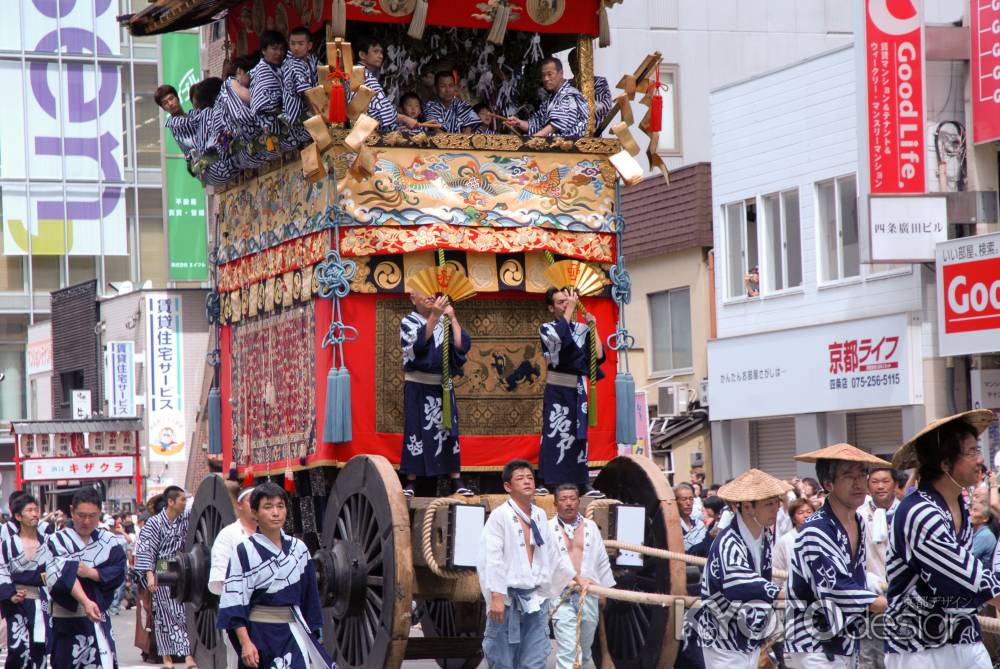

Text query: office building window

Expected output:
[761,189,803,292]
[817,175,860,282]
[723,199,758,298]
[648,287,692,373]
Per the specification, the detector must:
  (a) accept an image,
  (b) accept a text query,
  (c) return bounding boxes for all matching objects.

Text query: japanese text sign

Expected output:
[869,195,947,261]
[145,294,186,461]
[971,0,1000,143]
[864,0,926,193]
[706,313,919,421]
[107,341,135,418]
[936,232,1000,355]
[22,456,134,482]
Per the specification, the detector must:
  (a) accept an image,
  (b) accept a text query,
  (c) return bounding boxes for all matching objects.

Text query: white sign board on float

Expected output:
[706,313,922,421]
[869,195,947,262]
[936,232,1000,356]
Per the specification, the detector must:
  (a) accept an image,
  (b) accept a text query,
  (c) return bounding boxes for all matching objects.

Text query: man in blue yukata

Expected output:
[0,493,49,669]
[885,410,1000,669]
[44,487,127,669]
[217,481,337,669]
[537,287,604,497]
[399,288,472,498]
[423,71,481,134]
[280,26,317,146]
[250,30,289,150]
[354,36,419,133]
[784,443,890,669]
[505,57,589,138]
[694,469,789,668]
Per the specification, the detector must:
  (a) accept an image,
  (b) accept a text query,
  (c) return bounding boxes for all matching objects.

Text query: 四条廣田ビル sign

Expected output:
[937,232,1000,355]
[864,0,926,193]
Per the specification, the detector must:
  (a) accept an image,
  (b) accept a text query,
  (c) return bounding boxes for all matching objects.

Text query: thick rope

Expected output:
[421,497,465,579]
[436,249,452,431]
[603,539,789,581]
[583,498,620,521]
[573,582,588,669]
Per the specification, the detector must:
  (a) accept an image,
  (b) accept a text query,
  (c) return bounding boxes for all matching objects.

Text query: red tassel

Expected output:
[283,468,296,493]
[649,67,663,132]
[327,49,348,124]
[242,467,254,488]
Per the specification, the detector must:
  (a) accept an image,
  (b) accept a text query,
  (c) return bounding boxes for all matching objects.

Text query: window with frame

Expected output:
[816,175,860,282]
[654,64,681,155]
[760,189,802,292]
[723,199,758,299]
[648,287,692,373]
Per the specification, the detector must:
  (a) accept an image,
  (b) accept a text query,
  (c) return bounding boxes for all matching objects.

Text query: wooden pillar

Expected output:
[576,35,596,136]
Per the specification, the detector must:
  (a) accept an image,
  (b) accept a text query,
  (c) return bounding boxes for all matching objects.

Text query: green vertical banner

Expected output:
[163,32,209,282]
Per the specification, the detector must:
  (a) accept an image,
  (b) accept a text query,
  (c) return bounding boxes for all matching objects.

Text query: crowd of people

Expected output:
[157,29,611,187]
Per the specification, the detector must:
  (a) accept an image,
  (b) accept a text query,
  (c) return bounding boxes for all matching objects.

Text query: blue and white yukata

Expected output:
[133,509,191,658]
[883,481,1000,669]
[548,514,614,669]
[165,109,204,162]
[784,500,878,669]
[423,97,481,133]
[477,500,577,669]
[527,81,589,138]
[399,311,471,477]
[214,76,271,172]
[538,319,605,487]
[281,52,318,146]
[217,531,336,669]
[570,75,612,127]
[0,523,49,669]
[694,513,780,669]
[353,69,397,132]
[44,527,127,669]
[250,59,283,134]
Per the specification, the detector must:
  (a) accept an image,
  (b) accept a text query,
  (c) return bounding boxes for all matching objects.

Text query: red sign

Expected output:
[971,0,1000,143]
[942,256,1000,334]
[828,337,900,374]
[864,0,925,193]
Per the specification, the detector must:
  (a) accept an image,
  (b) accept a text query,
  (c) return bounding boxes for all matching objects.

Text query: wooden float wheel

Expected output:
[593,455,687,669]
[183,475,236,669]
[413,599,485,669]
[320,455,413,669]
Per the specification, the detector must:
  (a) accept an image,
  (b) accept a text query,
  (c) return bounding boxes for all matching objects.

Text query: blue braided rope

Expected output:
[316,249,356,300]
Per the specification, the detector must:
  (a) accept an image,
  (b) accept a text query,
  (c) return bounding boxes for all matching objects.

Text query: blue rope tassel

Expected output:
[608,182,637,447]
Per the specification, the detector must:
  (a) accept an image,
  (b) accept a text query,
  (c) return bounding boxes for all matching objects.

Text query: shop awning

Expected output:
[11,418,143,435]
[650,411,708,452]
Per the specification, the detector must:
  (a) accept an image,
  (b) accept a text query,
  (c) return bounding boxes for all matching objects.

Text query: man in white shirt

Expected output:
[477,460,579,669]
[858,467,898,669]
[208,483,257,669]
[549,484,614,669]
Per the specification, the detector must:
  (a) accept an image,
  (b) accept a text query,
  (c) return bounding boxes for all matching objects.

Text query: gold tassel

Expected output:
[346,85,375,123]
[598,3,610,48]
[487,2,511,45]
[331,0,347,38]
[408,0,429,40]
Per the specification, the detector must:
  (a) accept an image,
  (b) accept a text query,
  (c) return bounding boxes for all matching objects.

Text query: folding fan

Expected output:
[407,266,477,303]
[544,259,607,297]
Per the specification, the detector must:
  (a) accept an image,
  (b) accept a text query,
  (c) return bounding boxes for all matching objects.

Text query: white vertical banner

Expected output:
[145,295,186,462]
[107,340,136,418]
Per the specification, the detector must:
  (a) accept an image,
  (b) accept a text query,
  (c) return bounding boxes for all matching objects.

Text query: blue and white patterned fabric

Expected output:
[134,509,191,657]
[281,52,317,145]
[214,76,271,170]
[352,69,397,132]
[570,76,612,128]
[784,500,877,662]
[165,109,204,161]
[423,97,480,133]
[884,481,1000,655]
[44,527,127,669]
[537,319,604,487]
[0,523,49,669]
[250,59,283,135]
[527,81,589,138]
[399,311,471,477]
[681,517,710,556]
[217,531,337,669]
[694,513,779,654]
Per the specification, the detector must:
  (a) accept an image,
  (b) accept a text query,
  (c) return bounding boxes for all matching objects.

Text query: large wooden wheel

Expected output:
[593,455,686,669]
[178,475,236,669]
[319,455,413,669]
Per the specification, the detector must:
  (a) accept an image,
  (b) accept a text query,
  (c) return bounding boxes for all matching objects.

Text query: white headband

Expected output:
[237,487,255,502]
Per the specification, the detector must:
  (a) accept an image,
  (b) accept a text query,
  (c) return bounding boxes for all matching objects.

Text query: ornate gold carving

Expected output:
[350,261,377,294]
[430,133,475,150]
[373,260,403,289]
[499,258,524,286]
[470,133,524,151]
[527,0,565,24]
[573,137,620,154]
[577,35,596,136]
[380,0,417,16]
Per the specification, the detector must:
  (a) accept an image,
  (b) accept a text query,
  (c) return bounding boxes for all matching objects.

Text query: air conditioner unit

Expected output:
[656,383,688,418]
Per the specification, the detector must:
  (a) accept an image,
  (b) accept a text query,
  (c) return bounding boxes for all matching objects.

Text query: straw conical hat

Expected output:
[716,469,792,503]
[892,409,994,470]
[794,443,891,466]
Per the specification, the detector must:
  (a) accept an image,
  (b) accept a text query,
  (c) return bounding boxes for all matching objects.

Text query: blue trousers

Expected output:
[482,601,551,669]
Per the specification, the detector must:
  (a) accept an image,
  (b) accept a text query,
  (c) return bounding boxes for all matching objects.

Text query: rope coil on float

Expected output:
[421,497,467,579]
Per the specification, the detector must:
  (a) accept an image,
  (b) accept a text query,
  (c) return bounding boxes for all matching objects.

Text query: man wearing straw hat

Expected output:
[694,468,789,668]
[783,444,889,668]
[883,409,1000,669]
